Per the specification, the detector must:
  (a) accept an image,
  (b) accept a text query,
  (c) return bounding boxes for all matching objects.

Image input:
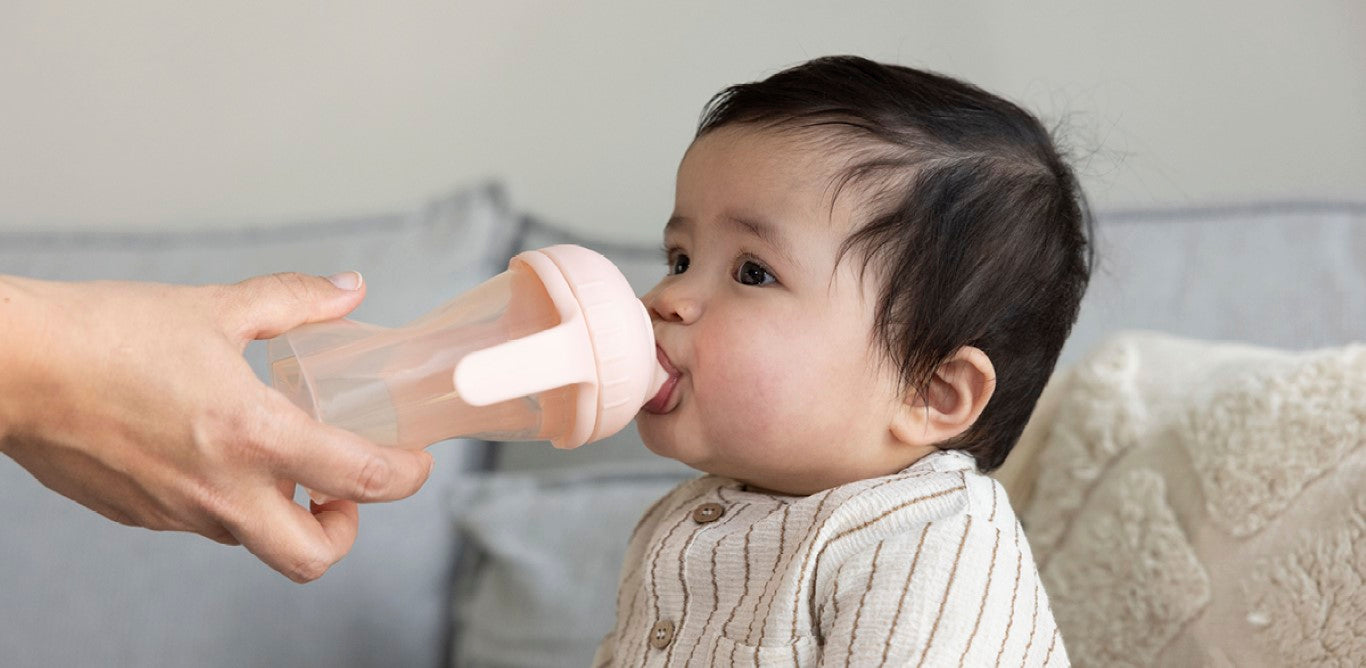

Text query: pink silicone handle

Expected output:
[453,320,595,406]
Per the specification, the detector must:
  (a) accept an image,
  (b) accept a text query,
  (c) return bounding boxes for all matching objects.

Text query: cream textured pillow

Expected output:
[1014,331,1365,667]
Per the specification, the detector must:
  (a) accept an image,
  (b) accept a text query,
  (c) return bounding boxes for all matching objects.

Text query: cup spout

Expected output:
[648,358,669,401]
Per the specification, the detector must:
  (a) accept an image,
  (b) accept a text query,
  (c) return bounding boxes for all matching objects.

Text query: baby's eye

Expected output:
[735,259,776,286]
[668,252,690,276]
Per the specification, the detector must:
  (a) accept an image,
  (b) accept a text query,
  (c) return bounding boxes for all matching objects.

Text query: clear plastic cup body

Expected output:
[268,264,577,449]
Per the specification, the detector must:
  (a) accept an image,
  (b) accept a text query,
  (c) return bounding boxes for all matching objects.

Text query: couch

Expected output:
[1,184,1361,667]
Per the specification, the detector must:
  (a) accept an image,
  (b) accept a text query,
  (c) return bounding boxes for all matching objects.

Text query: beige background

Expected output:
[2,1,1363,242]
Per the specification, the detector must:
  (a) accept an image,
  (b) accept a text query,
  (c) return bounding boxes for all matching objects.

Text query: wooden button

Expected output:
[691,503,725,524]
[649,619,675,649]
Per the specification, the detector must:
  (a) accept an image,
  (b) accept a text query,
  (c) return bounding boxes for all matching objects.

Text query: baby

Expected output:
[594,56,1089,667]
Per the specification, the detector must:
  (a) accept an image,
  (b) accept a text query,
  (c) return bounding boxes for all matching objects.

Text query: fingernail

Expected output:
[326,271,362,291]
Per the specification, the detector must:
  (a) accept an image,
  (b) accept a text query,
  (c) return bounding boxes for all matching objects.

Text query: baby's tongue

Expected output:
[642,358,675,414]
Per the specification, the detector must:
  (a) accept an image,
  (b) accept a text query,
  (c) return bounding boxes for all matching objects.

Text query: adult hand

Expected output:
[0,271,434,582]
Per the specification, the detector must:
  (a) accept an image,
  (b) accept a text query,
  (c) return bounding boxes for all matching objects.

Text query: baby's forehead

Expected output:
[680,125,893,232]
[690,123,865,174]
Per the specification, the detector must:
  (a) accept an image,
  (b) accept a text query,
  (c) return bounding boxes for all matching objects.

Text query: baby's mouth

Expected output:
[642,346,682,415]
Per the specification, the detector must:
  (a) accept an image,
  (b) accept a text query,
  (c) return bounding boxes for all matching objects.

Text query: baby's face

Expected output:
[637,126,918,495]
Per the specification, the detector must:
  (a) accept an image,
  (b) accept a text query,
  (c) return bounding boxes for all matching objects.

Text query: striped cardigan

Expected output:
[593,449,1068,667]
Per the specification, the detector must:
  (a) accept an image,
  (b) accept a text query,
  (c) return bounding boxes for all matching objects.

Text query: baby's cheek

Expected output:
[696,327,804,439]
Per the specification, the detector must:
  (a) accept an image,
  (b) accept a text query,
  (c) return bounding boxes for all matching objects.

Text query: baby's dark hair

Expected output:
[697,56,1093,472]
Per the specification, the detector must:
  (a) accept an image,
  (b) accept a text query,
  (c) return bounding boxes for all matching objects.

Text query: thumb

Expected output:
[225,271,367,341]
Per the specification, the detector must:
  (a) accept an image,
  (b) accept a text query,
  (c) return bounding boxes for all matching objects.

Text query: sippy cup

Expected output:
[267,245,668,450]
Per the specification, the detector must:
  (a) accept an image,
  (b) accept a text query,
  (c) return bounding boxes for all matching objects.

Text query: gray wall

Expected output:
[2,1,1364,240]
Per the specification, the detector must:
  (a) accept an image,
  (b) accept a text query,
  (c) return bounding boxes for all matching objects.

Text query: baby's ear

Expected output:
[890,347,996,447]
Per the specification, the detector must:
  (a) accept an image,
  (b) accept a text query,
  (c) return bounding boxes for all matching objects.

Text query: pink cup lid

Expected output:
[454,245,668,448]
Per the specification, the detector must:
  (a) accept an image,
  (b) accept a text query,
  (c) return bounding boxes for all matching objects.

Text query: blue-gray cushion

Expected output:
[0,182,518,668]
[1060,201,1366,364]
[449,461,696,668]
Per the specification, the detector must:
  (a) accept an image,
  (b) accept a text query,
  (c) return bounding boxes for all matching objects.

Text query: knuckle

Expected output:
[210,399,279,463]
[353,455,393,500]
[352,453,396,499]
[190,482,240,527]
[177,480,245,538]
[285,550,332,583]
[103,507,138,527]
[143,506,186,533]
[205,526,240,546]
[200,279,234,303]
[267,272,316,305]
[202,283,245,333]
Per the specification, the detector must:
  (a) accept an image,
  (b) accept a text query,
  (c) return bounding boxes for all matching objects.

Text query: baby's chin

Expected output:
[637,420,695,463]
[636,418,722,471]
[637,425,770,484]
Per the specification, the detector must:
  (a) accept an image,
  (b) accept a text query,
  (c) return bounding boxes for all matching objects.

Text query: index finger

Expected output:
[264,406,435,503]
[227,492,360,583]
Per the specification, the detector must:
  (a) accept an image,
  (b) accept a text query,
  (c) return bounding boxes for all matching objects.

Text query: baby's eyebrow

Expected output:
[664,215,691,237]
[724,212,800,269]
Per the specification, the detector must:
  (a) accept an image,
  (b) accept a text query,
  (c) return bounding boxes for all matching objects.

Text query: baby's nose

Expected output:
[644,281,702,324]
